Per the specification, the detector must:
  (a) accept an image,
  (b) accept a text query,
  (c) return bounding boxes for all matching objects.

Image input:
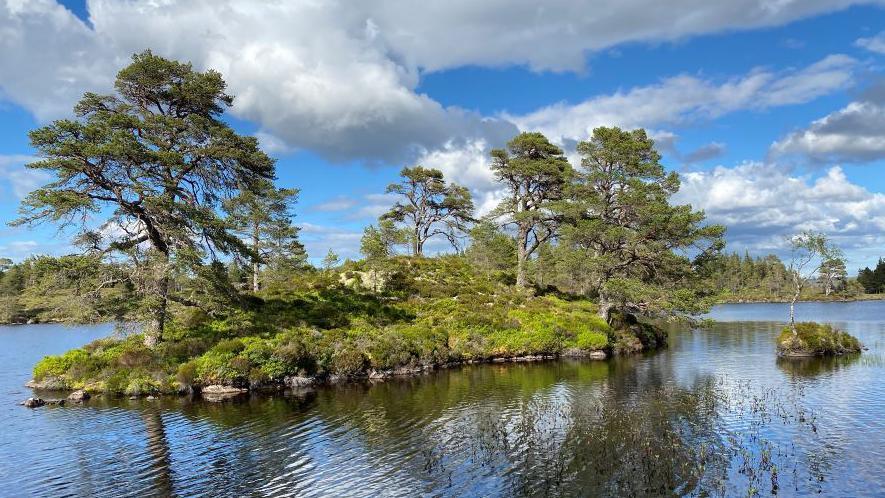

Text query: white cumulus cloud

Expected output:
[771,82,885,162]
[676,163,885,266]
[856,30,885,54]
[0,0,874,164]
[0,154,49,199]
[510,55,856,143]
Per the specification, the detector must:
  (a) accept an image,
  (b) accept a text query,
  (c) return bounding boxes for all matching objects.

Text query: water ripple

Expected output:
[2,304,885,496]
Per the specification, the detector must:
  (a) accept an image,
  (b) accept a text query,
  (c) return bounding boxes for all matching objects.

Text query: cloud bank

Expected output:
[0,0,876,164]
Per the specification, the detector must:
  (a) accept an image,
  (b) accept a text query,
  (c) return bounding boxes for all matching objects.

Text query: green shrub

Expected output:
[611,329,644,355]
[33,348,90,381]
[486,326,561,356]
[103,369,132,393]
[777,322,862,356]
[249,367,269,384]
[193,350,239,384]
[364,327,414,370]
[213,338,246,355]
[114,343,154,368]
[271,330,315,375]
[447,325,492,360]
[157,337,212,364]
[26,258,666,394]
[575,330,608,350]
[176,361,197,388]
[507,298,611,354]
[125,373,162,395]
[330,343,368,375]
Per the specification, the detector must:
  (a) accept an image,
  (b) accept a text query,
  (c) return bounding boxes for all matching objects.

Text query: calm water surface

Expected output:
[1,302,883,497]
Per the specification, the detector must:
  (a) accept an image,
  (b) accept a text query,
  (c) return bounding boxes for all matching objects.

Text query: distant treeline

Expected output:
[0,254,307,324]
[857,258,885,294]
[0,255,133,324]
[701,251,869,302]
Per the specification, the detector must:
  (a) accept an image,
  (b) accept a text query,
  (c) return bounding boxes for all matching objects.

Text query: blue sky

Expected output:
[1,1,884,270]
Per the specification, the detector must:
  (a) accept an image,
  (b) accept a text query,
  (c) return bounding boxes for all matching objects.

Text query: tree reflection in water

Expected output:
[101,358,841,497]
[776,354,860,379]
[141,409,173,497]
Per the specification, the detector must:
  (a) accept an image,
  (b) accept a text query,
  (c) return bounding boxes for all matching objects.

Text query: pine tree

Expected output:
[382,166,474,256]
[12,51,274,346]
[490,132,573,287]
[564,127,724,322]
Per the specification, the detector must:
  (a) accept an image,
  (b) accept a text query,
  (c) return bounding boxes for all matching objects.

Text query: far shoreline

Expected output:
[7,296,884,327]
[717,294,885,305]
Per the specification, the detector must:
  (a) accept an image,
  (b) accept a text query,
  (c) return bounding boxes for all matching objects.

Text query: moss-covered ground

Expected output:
[31,257,664,396]
[776,322,862,357]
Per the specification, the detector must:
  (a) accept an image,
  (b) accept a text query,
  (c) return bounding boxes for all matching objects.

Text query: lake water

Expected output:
[1,302,883,497]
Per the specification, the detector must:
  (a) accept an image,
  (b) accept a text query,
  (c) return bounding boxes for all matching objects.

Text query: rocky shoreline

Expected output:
[22,350,609,406]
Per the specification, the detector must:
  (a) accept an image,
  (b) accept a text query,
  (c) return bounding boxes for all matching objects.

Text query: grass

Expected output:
[31,256,664,395]
[776,322,862,357]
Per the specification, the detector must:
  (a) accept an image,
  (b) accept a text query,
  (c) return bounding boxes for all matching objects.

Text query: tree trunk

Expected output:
[516,223,528,287]
[597,295,613,325]
[599,298,613,323]
[414,226,421,256]
[144,266,169,348]
[252,222,261,292]
[790,276,800,337]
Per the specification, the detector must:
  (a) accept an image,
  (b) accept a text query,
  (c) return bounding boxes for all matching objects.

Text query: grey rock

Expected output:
[25,376,66,390]
[201,384,247,402]
[21,398,45,408]
[562,348,607,360]
[68,390,90,402]
[284,376,316,388]
[368,370,389,380]
[201,384,247,394]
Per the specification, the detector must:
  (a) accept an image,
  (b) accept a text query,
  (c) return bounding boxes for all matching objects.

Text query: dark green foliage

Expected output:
[490,132,573,287]
[31,257,671,394]
[362,219,409,260]
[563,127,724,322]
[321,248,341,270]
[382,166,474,255]
[224,183,306,292]
[819,257,847,295]
[465,221,516,279]
[702,252,792,300]
[33,335,175,394]
[776,322,862,356]
[700,251,863,302]
[608,311,668,354]
[0,255,133,324]
[12,50,276,346]
[857,258,885,294]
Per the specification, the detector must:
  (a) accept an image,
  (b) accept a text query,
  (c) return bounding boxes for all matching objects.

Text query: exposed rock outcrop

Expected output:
[201,384,247,402]
[284,376,316,388]
[25,376,67,390]
[21,398,45,408]
[68,390,90,403]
